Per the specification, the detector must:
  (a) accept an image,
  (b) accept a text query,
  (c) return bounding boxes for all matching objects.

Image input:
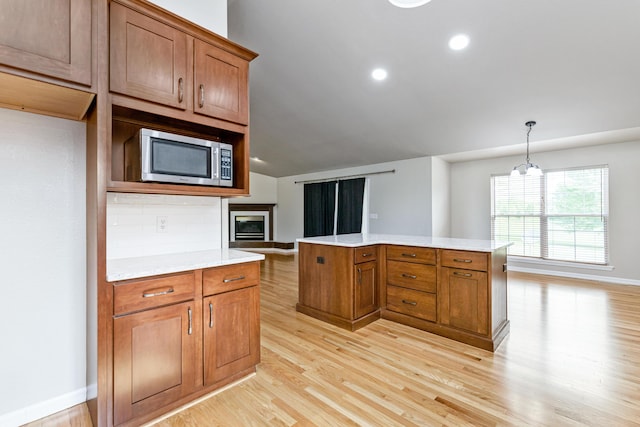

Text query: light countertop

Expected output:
[107,249,265,282]
[297,233,511,253]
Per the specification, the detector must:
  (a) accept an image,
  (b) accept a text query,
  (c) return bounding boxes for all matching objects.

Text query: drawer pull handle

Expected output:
[402,273,417,279]
[223,275,246,283]
[187,307,193,335]
[142,288,175,298]
[453,271,473,277]
[178,77,184,103]
[453,258,472,263]
[361,253,374,257]
[402,253,417,258]
[199,84,205,108]
[402,299,417,306]
[209,303,214,328]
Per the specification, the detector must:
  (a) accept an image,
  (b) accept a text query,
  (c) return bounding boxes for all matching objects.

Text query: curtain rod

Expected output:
[294,169,396,184]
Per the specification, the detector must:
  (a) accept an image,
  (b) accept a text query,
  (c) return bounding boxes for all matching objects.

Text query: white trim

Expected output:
[508,255,615,271]
[0,388,86,427]
[508,265,640,286]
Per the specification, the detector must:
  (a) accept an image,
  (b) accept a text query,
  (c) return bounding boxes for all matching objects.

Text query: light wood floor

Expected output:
[27,254,640,426]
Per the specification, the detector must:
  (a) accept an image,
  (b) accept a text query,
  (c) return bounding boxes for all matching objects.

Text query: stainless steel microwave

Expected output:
[124,128,233,187]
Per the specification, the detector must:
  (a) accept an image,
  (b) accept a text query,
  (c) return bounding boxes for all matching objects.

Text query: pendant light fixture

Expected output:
[388,0,432,8]
[510,121,542,177]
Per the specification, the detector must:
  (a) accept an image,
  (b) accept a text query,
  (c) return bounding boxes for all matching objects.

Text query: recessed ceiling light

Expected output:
[449,34,470,50]
[371,68,388,81]
[388,0,432,8]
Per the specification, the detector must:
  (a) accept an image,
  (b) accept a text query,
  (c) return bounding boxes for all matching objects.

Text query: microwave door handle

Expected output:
[213,146,220,179]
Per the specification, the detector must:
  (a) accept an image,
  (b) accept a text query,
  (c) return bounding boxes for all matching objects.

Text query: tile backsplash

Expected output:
[107,193,222,259]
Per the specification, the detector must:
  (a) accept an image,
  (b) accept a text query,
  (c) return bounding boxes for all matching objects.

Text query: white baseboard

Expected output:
[508,265,640,286]
[0,388,86,427]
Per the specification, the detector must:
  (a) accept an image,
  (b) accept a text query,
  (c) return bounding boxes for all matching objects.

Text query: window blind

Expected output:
[491,165,609,264]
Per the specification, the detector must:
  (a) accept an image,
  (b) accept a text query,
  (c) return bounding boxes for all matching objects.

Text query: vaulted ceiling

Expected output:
[228,0,640,177]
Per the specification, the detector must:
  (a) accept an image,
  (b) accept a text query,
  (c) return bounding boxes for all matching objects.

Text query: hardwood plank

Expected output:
[30,255,640,426]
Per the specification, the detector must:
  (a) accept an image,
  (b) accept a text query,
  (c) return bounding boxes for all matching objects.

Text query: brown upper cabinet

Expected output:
[110,1,251,125]
[0,0,92,87]
[110,2,188,110]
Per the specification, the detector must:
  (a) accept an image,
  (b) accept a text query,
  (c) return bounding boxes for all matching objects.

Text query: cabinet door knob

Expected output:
[357,268,362,284]
[199,84,205,108]
[178,77,184,103]
[187,307,193,335]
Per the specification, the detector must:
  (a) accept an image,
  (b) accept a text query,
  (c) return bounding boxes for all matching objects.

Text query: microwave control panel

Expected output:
[220,147,233,182]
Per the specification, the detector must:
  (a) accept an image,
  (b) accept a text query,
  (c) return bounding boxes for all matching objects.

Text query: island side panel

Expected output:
[490,247,509,335]
[298,242,354,320]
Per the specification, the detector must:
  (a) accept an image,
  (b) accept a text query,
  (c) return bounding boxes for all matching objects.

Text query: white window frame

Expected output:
[491,165,609,265]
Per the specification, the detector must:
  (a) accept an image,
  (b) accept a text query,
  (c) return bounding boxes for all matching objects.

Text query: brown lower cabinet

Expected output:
[297,243,380,331]
[111,261,260,426]
[113,301,198,426]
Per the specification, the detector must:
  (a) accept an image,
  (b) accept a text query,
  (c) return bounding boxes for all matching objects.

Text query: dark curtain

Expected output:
[337,178,365,235]
[303,181,337,237]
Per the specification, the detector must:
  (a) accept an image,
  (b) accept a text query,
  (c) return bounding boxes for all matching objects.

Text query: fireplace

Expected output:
[229,204,274,242]
[234,215,265,240]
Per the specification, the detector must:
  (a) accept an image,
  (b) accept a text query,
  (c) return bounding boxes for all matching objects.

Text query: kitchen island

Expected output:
[296,234,511,351]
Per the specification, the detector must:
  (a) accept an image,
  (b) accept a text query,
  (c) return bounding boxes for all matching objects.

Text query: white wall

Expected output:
[276,157,433,244]
[431,156,451,237]
[0,109,87,425]
[148,0,227,37]
[450,139,640,284]
[230,172,278,205]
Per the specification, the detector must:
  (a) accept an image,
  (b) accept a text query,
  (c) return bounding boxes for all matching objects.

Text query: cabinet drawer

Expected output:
[387,286,436,322]
[354,246,377,264]
[386,245,436,264]
[203,262,259,296]
[441,250,488,271]
[113,272,195,315]
[387,260,436,292]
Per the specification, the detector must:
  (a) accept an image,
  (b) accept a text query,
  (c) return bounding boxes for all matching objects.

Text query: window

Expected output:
[491,165,609,264]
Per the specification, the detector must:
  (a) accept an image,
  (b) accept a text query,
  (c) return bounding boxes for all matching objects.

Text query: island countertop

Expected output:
[297,233,511,253]
[107,248,265,282]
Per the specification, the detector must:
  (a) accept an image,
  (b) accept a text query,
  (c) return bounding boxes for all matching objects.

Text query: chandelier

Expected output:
[510,121,542,177]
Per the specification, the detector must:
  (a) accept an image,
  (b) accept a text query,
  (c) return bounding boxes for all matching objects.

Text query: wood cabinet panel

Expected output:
[441,249,488,272]
[386,245,436,265]
[113,301,197,425]
[203,262,260,296]
[354,261,378,319]
[0,0,92,86]
[113,271,196,315]
[439,268,488,335]
[204,286,260,384]
[386,260,436,293]
[386,286,436,322]
[298,243,353,319]
[194,39,249,125]
[110,1,188,109]
[355,245,377,264]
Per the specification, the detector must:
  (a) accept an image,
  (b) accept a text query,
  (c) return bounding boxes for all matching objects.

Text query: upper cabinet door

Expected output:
[194,39,249,125]
[0,0,92,86]
[110,2,188,109]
